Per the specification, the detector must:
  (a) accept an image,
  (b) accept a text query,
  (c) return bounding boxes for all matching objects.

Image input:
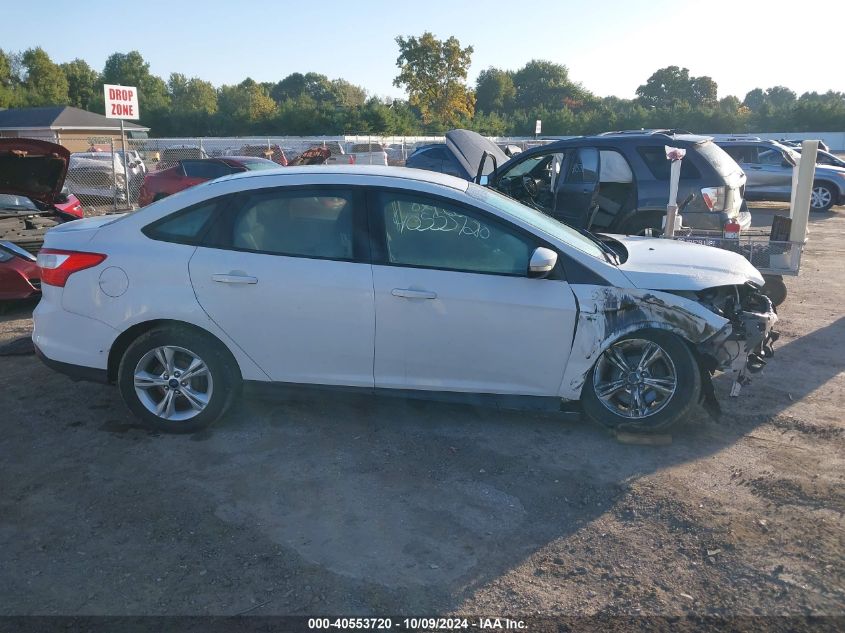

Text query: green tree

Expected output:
[0,48,16,107]
[765,86,797,109]
[512,60,586,112]
[60,59,99,109]
[393,32,475,128]
[475,67,515,114]
[742,88,765,111]
[330,78,367,107]
[101,51,170,114]
[271,72,335,104]
[168,73,217,114]
[218,78,277,133]
[20,47,68,105]
[636,66,718,109]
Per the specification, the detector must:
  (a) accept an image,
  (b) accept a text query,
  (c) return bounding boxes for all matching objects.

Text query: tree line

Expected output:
[1,36,844,137]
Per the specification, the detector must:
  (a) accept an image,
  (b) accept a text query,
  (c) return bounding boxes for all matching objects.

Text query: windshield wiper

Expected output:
[577,228,620,265]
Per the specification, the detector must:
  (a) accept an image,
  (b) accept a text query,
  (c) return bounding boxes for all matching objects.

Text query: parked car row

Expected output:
[0,137,786,438]
[716,137,845,211]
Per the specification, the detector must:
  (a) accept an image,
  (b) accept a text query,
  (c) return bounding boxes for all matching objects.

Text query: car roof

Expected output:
[211,165,472,191]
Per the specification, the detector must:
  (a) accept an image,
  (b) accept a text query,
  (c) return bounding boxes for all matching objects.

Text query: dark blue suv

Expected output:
[406,129,750,234]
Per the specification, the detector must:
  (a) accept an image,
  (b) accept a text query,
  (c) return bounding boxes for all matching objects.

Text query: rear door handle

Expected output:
[391,288,437,299]
[212,273,258,285]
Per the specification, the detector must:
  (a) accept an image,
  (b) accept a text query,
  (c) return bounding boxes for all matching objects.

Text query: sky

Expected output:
[4,0,844,101]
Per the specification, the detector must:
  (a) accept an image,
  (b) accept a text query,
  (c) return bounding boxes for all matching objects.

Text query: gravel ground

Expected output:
[0,203,843,621]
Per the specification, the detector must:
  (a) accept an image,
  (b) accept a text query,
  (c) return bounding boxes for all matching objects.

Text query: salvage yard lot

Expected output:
[0,205,843,617]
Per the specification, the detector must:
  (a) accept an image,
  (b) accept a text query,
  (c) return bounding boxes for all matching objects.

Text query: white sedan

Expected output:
[33,166,777,433]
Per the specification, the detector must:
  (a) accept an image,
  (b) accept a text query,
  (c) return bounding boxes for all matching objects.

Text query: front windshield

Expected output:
[0,193,39,211]
[466,183,605,260]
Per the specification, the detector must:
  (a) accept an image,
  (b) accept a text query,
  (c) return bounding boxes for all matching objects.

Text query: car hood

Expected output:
[0,139,70,205]
[815,163,845,177]
[611,235,765,291]
[445,129,510,179]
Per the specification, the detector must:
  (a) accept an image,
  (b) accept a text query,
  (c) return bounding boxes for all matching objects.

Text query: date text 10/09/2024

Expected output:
[308,618,527,630]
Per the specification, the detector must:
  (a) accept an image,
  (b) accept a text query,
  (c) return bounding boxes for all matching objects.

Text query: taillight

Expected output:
[701,186,726,211]
[36,249,107,287]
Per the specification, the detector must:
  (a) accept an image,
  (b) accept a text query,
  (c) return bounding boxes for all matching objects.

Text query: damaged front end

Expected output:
[562,283,778,419]
[694,283,779,400]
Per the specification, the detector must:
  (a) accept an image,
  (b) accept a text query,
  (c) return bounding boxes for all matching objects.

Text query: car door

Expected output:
[490,149,566,215]
[754,146,793,198]
[368,188,578,397]
[553,147,601,227]
[188,186,375,387]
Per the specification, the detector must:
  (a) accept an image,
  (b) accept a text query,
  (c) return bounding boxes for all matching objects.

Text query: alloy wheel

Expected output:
[811,185,832,210]
[592,338,678,419]
[133,345,214,421]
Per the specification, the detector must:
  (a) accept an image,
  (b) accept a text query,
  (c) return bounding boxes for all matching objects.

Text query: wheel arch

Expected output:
[560,286,728,401]
[107,319,242,383]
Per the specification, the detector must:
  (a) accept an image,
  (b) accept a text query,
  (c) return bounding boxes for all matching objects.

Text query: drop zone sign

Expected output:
[104,84,140,119]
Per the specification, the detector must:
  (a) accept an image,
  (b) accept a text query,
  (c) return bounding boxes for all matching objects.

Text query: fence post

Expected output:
[111,138,118,212]
[120,119,130,209]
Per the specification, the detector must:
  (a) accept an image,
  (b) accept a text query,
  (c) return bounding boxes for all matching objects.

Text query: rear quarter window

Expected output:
[637,147,702,180]
[142,199,220,245]
[693,142,742,177]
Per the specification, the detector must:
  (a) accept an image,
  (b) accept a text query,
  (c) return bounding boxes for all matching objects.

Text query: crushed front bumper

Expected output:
[698,293,779,399]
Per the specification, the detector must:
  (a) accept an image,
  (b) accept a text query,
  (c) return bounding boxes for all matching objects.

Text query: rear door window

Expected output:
[209,188,356,260]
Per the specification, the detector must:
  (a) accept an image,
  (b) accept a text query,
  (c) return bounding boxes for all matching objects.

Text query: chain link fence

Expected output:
[53,135,553,212]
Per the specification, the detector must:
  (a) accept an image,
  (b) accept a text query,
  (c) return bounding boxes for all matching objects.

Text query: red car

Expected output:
[138,156,278,206]
[1,139,81,301]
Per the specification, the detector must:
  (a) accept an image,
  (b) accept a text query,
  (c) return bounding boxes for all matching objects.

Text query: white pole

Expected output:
[663,146,686,238]
[789,140,818,243]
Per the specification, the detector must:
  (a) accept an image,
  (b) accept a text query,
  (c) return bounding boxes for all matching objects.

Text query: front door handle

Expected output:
[391,288,437,299]
[212,273,258,285]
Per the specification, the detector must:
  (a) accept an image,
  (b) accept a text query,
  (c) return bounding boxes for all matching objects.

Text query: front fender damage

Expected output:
[560,285,778,417]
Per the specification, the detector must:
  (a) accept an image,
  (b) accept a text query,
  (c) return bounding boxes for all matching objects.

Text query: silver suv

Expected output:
[717,137,845,211]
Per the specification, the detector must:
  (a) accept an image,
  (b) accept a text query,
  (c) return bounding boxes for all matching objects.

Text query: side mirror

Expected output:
[478,175,489,186]
[528,247,557,278]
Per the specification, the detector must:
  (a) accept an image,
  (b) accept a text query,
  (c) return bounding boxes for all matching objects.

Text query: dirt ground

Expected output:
[0,203,843,621]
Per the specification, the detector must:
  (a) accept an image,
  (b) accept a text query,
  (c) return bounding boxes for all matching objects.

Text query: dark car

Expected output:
[0,139,80,300]
[406,130,510,181]
[408,130,749,235]
[138,156,279,206]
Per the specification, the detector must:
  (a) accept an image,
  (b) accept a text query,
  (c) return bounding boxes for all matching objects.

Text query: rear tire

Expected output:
[582,330,701,433]
[117,326,240,433]
[811,182,836,212]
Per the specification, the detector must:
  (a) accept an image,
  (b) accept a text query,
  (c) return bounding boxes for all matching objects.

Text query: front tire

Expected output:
[811,182,836,212]
[117,326,239,433]
[582,330,701,433]
[761,275,787,307]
